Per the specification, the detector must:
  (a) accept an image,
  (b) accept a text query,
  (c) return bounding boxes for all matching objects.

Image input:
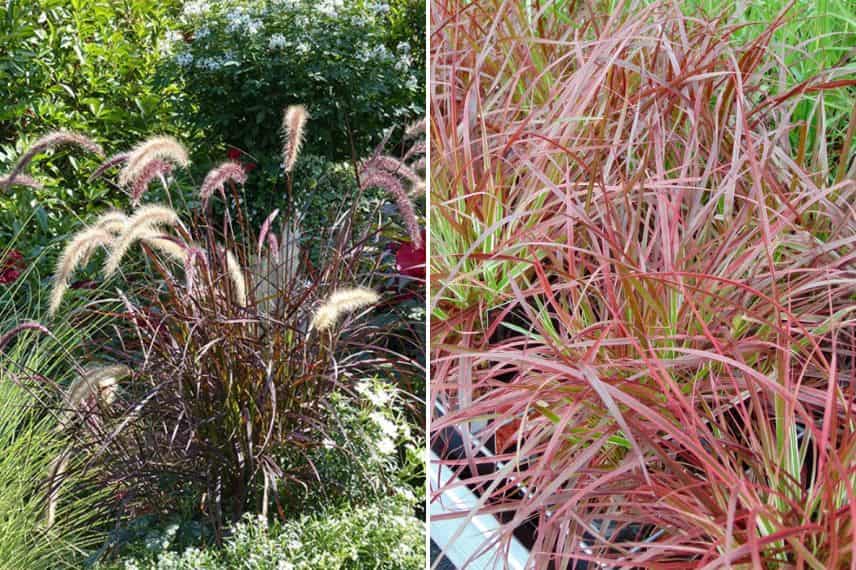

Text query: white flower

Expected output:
[197,57,223,71]
[368,44,391,61]
[182,1,210,18]
[269,33,287,49]
[165,30,183,43]
[377,437,396,455]
[296,42,310,55]
[396,54,413,71]
[369,2,390,14]
[396,42,410,54]
[317,0,343,17]
[175,52,194,67]
[371,411,399,438]
[322,437,335,449]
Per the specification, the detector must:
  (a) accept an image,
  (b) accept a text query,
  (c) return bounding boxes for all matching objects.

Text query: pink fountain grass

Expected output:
[431,0,856,567]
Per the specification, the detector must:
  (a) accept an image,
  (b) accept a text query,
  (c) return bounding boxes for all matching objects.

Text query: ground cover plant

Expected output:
[430,0,856,567]
[1,103,425,566]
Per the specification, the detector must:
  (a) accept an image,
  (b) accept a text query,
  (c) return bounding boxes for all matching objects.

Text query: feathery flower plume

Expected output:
[49,227,116,316]
[0,321,51,352]
[281,105,308,173]
[257,209,280,255]
[48,365,130,527]
[88,152,129,182]
[0,173,42,190]
[93,210,129,235]
[200,161,247,207]
[310,287,379,332]
[104,205,181,277]
[360,169,422,247]
[184,246,208,293]
[225,250,248,307]
[404,119,425,139]
[62,365,129,424]
[140,232,189,265]
[118,136,189,188]
[7,131,103,184]
[363,155,423,186]
[131,159,173,206]
[403,141,425,164]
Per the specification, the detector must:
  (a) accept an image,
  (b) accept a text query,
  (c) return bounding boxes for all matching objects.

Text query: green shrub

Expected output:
[0,0,184,272]
[158,0,424,163]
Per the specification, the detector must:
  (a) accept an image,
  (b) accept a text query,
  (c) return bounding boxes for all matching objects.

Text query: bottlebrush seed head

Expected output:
[281,105,308,173]
[104,205,182,278]
[8,131,103,184]
[310,287,379,332]
[0,173,42,190]
[119,136,189,188]
[131,159,174,206]
[200,161,248,207]
[50,227,116,316]
[88,152,129,182]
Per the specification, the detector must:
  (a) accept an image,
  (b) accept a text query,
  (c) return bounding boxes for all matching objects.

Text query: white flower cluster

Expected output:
[356,379,406,457]
[225,6,263,34]
[158,30,183,55]
[367,1,390,14]
[396,42,413,71]
[268,33,287,50]
[182,0,211,19]
[195,50,238,72]
[175,52,194,68]
[317,0,344,18]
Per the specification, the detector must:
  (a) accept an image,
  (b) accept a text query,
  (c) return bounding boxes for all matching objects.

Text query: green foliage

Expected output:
[0,0,184,271]
[0,281,109,569]
[159,0,424,163]
[109,493,424,570]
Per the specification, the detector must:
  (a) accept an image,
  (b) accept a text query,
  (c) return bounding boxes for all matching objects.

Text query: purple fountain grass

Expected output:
[257,209,280,256]
[281,105,308,173]
[0,321,51,352]
[118,135,189,188]
[0,173,42,190]
[5,131,103,184]
[363,155,423,187]
[199,161,248,208]
[130,159,174,206]
[6,105,425,541]
[360,168,423,247]
[87,152,129,182]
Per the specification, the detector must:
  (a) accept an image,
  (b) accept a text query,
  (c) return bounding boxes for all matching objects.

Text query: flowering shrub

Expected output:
[158,0,424,162]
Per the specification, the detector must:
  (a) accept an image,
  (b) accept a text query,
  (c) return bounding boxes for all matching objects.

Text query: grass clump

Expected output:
[431,0,855,567]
